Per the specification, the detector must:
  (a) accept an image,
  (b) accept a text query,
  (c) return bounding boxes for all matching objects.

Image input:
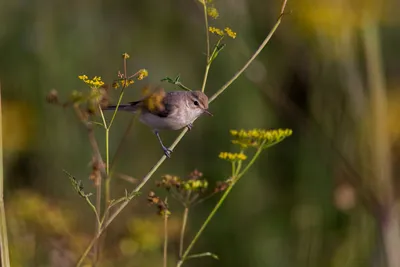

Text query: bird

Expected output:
[103,89,212,157]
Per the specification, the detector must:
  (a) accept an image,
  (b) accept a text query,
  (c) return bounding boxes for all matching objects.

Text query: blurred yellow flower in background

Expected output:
[2,101,36,152]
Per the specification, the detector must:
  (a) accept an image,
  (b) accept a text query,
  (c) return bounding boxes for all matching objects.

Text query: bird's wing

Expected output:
[129,91,180,118]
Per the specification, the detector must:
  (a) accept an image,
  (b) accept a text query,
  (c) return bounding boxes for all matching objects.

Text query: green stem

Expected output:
[105,129,110,203]
[203,1,210,61]
[164,214,169,267]
[99,107,107,129]
[178,184,234,267]
[108,89,125,129]
[238,143,265,178]
[209,1,287,103]
[85,195,101,227]
[179,207,190,258]
[76,235,98,267]
[0,85,10,267]
[105,86,126,204]
[201,64,210,93]
[201,0,210,93]
[76,1,288,264]
[178,145,265,267]
[185,252,218,260]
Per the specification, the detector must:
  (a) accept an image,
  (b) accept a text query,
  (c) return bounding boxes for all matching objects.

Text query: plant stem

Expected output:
[185,252,218,260]
[105,129,110,204]
[108,89,125,129]
[201,65,211,93]
[164,214,169,267]
[203,1,210,60]
[179,207,190,258]
[76,1,288,263]
[93,181,101,263]
[237,143,265,178]
[104,85,126,205]
[209,0,288,104]
[178,145,265,267]
[201,0,210,93]
[177,184,234,267]
[0,85,10,267]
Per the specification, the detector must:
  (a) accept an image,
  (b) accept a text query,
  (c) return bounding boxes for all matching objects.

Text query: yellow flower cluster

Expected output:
[224,27,237,39]
[208,27,237,39]
[230,129,293,149]
[183,179,209,191]
[207,7,219,19]
[209,27,224,36]
[78,75,105,88]
[219,152,247,161]
[112,79,135,89]
[112,69,148,89]
[137,69,148,80]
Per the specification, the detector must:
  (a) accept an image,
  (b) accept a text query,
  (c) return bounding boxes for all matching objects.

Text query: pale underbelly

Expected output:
[139,112,188,130]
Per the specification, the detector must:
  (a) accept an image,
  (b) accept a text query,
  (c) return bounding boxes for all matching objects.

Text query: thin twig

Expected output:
[164,214,169,267]
[76,1,288,264]
[0,83,11,267]
[177,184,234,267]
[179,207,189,258]
[185,252,218,260]
[201,0,211,93]
[209,0,288,103]
[177,141,266,267]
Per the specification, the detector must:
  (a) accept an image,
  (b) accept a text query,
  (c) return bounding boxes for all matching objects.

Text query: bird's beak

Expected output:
[203,109,213,116]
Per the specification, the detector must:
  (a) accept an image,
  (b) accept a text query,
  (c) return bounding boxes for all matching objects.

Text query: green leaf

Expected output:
[63,170,92,198]
[209,43,226,64]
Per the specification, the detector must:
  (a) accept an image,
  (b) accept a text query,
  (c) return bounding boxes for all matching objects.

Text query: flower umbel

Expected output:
[137,69,148,80]
[207,7,219,19]
[156,169,225,207]
[218,152,247,162]
[209,27,224,37]
[224,27,237,39]
[209,27,237,39]
[78,75,105,88]
[230,128,293,149]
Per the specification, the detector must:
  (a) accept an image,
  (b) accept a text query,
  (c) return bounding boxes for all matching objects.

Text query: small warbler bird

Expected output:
[103,89,212,157]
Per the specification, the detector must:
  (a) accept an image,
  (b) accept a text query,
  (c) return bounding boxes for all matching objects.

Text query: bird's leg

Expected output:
[154,130,172,158]
[187,123,193,131]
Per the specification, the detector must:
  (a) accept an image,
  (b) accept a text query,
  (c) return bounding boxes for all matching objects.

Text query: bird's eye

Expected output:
[193,100,199,106]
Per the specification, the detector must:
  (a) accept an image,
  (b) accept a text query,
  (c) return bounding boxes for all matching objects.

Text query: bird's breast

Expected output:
[139,110,190,130]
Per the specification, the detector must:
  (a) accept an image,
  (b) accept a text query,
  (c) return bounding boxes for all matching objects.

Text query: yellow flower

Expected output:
[122,53,130,59]
[219,152,247,161]
[137,69,148,80]
[230,128,293,149]
[224,27,237,39]
[78,75,105,88]
[207,7,219,19]
[121,79,134,87]
[209,26,224,36]
[78,75,88,80]
[183,179,208,191]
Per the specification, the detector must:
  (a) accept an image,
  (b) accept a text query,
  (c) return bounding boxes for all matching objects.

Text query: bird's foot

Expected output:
[162,146,173,158]
[187,123,193,131]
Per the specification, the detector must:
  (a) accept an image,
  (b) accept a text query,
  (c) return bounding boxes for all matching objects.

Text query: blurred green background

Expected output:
[1,0,400,266]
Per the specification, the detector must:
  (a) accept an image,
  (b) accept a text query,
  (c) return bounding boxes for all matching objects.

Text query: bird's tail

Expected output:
[102,104,135,111]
